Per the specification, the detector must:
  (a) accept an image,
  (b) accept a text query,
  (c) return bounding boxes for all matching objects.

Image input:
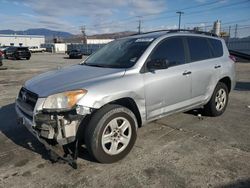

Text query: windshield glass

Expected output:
[83,37,154,68]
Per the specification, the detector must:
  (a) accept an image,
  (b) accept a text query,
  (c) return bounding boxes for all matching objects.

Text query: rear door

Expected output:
[186,36,219,102]
[143,37,192,120]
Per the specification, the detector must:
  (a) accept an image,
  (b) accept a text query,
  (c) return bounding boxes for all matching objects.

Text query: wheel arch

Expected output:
[219,76,231,93]
[108,97,142,128]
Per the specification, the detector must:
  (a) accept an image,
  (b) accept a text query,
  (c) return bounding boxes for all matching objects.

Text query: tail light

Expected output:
[229,55,236,62]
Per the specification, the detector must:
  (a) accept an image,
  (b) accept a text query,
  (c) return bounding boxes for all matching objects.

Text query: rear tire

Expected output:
[204,82,229,116]
[84,104,137,163]
[26,57,30,60]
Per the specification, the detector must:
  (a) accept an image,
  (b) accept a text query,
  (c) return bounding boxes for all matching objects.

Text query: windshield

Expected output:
[83,37,154,68]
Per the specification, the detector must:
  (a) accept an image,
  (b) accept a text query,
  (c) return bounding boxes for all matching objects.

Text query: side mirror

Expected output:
[147,59,170,70]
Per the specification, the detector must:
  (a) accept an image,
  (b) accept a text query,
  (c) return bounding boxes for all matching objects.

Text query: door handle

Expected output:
[214,65,221,69]
[182,71,192,76]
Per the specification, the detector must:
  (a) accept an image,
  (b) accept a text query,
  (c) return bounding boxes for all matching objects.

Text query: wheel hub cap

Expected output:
[215,88,227,111]
[101,117,132,155]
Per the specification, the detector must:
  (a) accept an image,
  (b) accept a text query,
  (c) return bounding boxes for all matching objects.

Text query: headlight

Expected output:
[43,89,87,110]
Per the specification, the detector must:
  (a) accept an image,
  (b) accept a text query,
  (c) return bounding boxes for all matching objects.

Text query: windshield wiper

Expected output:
[84,63,122,68]
[84,63,109,68]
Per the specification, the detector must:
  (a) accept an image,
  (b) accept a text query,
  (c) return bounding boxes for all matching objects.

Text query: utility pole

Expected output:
[80,26,87,44]
[176,11,184,30]
[234,24,238,38]
[228,26,231,38]
[137,17,142,34]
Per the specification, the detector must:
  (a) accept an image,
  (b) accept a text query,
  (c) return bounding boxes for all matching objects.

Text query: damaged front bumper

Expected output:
[15,98,91,167]
[16,104,57,151]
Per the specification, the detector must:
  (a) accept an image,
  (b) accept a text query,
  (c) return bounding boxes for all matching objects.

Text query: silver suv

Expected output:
[16,30,236,166]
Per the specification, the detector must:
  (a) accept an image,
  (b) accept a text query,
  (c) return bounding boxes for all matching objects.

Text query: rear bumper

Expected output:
[18,54,31,58]
[6,53,30,58]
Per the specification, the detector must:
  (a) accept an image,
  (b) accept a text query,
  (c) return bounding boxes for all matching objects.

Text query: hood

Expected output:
[25,64,125,97]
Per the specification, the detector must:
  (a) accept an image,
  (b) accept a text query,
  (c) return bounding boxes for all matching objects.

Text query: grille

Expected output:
[18,87,38,111]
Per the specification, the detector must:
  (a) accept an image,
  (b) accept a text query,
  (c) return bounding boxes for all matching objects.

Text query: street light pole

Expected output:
[137,16,142,34]
[176,11,184,30]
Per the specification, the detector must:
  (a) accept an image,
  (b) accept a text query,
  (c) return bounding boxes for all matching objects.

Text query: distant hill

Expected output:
[87,31,137,39]
[63,31,137,43]
[0,29,137,43]
[0,28,73,39]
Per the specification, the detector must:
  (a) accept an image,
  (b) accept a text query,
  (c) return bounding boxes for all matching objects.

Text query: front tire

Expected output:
[84,104,137,163]
[204,82,229,116]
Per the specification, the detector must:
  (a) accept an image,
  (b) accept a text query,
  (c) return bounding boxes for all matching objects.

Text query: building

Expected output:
[0,34,45,47]
[41,39,114,54]
[213,20,221,36]
[86,39,113,44]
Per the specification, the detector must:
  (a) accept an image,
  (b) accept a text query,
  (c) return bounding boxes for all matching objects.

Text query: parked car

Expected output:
[0,46,10,58]
[0,46,10,51]
[0,50,3,66]
[29,46,46,53]
[68,49,83,59]
[16,30,235,167]
[5,46,31,60]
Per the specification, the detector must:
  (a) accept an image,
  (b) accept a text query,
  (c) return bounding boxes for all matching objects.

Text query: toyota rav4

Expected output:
[16,30,236,167]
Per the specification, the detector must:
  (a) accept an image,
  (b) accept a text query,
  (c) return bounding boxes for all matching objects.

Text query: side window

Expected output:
[208,38,223,58]
[187,37,212,62]
[149,37,185,67]
[8,47,14,52]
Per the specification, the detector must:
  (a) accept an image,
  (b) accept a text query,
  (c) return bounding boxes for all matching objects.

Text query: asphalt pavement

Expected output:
[0,53,249,188]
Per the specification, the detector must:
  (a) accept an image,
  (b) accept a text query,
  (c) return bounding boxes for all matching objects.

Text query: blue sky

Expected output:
[0,0,250,36]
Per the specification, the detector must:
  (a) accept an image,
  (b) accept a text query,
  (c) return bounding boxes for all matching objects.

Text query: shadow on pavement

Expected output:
[235,81,250,91]
[63,57,82,59]
[185,108,204,116]
[0,103,49,160]
[215,178,250,188]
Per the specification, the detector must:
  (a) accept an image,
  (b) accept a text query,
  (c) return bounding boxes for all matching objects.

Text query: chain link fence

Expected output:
[223,25,250,55]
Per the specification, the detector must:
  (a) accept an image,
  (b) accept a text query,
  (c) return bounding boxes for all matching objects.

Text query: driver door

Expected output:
[143,37,192,120]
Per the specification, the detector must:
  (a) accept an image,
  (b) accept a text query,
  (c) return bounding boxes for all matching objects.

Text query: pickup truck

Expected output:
[29,46,46,53]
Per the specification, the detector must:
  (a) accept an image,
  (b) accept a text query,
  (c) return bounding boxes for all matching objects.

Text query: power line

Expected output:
[186,18,250,25]
[86,0,226,29]
[184,0,250,16]
[186,19,250,31]
[134,0,250,25]
[86,0,250,31]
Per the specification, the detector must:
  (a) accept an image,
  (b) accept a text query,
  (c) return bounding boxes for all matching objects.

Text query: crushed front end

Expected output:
[15,87,89,168]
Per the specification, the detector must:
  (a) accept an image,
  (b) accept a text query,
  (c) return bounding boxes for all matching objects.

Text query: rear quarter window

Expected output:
[208,38,223,58]
[187,37,212,62]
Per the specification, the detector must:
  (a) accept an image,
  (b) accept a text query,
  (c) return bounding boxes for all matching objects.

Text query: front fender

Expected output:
[77,90,146,124]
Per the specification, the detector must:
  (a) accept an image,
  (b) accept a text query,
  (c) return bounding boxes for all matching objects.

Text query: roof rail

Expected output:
[168,29,218,37]
[132,29,218,37]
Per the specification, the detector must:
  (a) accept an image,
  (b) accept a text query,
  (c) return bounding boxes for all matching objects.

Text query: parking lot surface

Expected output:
[0,54,250,188]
